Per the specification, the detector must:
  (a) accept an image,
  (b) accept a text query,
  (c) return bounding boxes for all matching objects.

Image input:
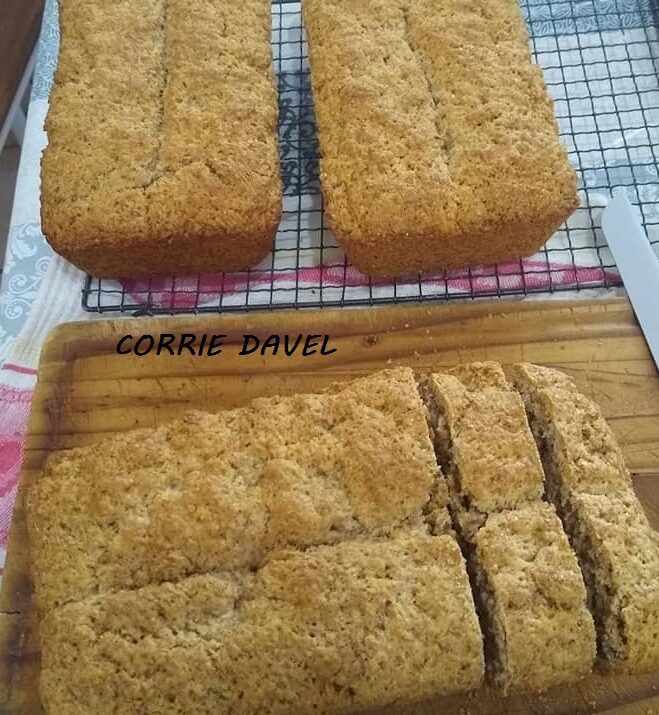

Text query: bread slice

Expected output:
[28,368,450,613]
[510,362,659,673]
[567,491,659,672]
[422,362,595,690]
[472,503,596,691]
[421,362,545,537]
[509,363,631,506]
[303,0,578,277]
[40,535,484,714]
[41,0,281,277]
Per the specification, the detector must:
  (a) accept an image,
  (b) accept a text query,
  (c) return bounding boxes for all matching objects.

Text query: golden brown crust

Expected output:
[423,362,595,690]
[303,0,578,277]
[510,362,659,674]
[425,362,545,522]
[40,536,484,715]
[28,368,449,613]
[41,0,281,278]
[473,503,596,691]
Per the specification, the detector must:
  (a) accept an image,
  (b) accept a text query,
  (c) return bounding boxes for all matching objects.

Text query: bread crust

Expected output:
[41,0,281,278]
[425,362,596,691]
[304,0,578,277]
[28,369,450,613]
[510,363,659,674]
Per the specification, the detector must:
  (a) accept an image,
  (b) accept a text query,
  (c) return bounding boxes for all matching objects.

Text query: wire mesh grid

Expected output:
[82,0,659,315]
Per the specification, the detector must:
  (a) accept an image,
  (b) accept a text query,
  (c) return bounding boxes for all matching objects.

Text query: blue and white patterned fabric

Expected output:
[0,0,59,363]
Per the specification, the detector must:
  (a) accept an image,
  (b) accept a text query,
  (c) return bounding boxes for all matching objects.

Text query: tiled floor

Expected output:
[0,143,21,270]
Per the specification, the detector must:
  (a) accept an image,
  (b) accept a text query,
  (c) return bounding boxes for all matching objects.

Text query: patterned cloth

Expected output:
[2,0,657,574]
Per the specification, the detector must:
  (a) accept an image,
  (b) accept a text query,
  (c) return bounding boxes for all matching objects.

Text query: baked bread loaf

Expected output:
[424,363,596,691]
[303,0,578,277]
[30,368,486,713]
[511,363,659,674]
[41,0,282,278]
[27,363,659,711]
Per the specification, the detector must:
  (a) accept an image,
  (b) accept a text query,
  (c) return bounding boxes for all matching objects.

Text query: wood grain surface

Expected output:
[1,298,658,714]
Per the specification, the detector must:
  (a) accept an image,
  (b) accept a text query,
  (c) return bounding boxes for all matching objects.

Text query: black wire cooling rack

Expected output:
[82,0,659,315]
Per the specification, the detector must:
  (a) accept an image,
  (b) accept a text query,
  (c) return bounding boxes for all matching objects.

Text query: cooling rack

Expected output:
[82,0,659,315]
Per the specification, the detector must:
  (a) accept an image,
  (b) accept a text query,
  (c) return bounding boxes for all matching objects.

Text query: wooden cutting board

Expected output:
[1,297,658,714]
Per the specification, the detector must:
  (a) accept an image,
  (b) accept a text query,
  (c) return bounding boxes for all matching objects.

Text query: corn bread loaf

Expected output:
[41,0,281,278]
[423,362,596,690]
[40,536,484,715]
[511,363,659,674]
[303,0,578,277]
[28,368,451,613]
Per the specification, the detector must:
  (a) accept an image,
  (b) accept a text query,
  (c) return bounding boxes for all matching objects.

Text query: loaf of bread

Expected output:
[28,364,659,711]
[30,369,487,713]
[28,368,450,613]
[41,0,281,278]
[40,536,484,715]
[424,363,596,691]
[303,0,578,277]
[511,363,659,674]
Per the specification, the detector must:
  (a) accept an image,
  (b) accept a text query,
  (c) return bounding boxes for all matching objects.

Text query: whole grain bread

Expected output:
[424,362,596,691]
[568,491,659,672]
[41,0,281,277]
[422,362,545,536]
[39,535,484,715]
[509,362,631,504]
[303,0,578,277]
[28,368,450,613]
[510,362,659,674]
[29,362,658,711]
[472,503,596,691]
